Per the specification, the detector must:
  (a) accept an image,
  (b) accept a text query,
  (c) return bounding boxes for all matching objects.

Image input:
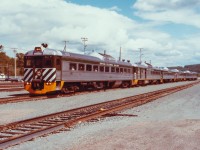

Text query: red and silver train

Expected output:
[24,47,198,94]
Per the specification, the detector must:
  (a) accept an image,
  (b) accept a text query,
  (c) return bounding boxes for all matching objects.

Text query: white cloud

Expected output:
[133,0,200,28]
[0,0,200,67]
[109,6,121,12]
[133,0,200,11]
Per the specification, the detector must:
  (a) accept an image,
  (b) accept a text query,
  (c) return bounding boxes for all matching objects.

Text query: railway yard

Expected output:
[0,80,200,149]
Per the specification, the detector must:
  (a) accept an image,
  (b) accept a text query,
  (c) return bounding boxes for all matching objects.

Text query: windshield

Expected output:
[24,56,54,68]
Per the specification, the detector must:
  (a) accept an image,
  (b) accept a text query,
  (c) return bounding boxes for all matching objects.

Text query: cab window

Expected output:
[44,56,53,67]
[34,56,43,68]
[25,57,32,67]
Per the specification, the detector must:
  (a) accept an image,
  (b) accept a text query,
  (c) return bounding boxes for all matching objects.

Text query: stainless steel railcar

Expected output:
[24,47,198,95]
[24,47,133,94]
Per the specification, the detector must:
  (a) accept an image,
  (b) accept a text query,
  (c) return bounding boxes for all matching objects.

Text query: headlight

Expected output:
[25,82,31,85]
[46,82,52,85]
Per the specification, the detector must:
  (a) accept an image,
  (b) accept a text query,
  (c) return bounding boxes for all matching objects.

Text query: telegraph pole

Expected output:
[12,48,17,78]
[139,48,143,63]
[119,46,122,61]
[81,37,88,54]
[63,40,69,52]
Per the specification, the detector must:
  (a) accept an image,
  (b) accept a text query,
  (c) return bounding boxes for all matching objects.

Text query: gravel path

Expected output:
[1,80,200,150]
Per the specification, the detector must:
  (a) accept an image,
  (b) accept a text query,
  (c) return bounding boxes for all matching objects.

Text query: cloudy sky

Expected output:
[1,0,200,67]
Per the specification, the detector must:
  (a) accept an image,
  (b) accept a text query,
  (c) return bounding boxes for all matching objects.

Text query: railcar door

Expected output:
[145,69,147,79]
[55,56,62,80]
[133,67,138,79]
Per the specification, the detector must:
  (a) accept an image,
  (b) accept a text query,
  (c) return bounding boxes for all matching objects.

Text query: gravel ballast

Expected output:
[1,81,199,150]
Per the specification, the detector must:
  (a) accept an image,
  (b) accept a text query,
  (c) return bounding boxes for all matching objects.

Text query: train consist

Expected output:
[24,47,198,94]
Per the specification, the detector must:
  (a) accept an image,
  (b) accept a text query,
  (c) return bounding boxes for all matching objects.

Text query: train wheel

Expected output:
[61,87,69,94]
[121,82,130,88]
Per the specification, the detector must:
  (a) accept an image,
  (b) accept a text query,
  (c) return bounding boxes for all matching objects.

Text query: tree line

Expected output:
[0,51,24,76]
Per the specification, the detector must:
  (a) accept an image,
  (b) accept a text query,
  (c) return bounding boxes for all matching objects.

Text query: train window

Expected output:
[45,60,52,67]
[56,59,60,65]
[25,58,32,67]
[116,67,119,73]
[93,65,98,72]
[127,69,130,73]
[111,67,115,72]
[70,63,77,70]
[56,59,61,70]
[105,66,109,72]
[124,68,127,73]
[78,64,85,71]
[120,68,123,73]
[34,56,43,67]
[43,56,53,67]
[86,64,92,71]
[133,67,137,74]
[100,66,104,72]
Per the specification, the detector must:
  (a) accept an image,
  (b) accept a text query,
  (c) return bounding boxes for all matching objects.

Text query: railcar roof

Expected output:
[25,48,63,56]
[62,51,104,63]
[25,48,133,67]
[135,62,148,68]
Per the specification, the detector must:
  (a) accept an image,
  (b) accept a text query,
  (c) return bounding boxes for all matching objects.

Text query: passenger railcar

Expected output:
[24,47,133,94]
[24,47,198,95]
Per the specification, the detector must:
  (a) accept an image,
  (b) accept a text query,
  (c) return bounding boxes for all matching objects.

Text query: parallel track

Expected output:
[0,81,199,149]
[0,82,24,92]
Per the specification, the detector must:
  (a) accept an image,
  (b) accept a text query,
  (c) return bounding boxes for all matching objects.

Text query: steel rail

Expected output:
[0,81,199,149]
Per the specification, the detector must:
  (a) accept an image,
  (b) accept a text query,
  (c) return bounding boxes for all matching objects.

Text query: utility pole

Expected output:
[63,40,69,52]
[119,46,122,61]
[81,37,88,54]
[139,48,143,63]
[12,48,17,78]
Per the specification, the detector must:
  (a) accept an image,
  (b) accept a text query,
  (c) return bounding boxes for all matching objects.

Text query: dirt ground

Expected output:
[69,83,200,150]
[71,120,200,150]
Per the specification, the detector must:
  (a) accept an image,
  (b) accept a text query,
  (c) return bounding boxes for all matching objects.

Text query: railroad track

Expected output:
[0,81,199,149]
[0,90,97,104]
[0,82,24,92]
[0,94,48,104]
[0,81,198,105]
[0,86,120,104]
[0,87,24,92]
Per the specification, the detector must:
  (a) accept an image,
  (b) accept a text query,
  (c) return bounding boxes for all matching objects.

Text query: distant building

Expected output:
[184,64,200,73]
[168,64,200,74]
